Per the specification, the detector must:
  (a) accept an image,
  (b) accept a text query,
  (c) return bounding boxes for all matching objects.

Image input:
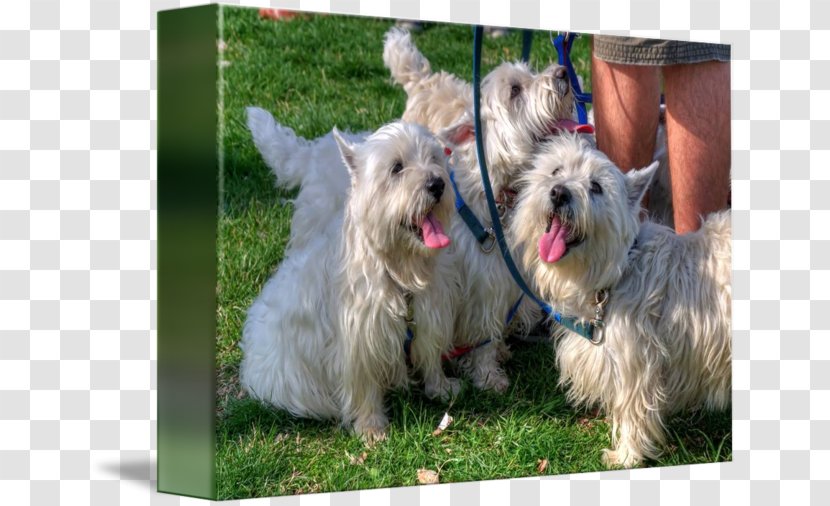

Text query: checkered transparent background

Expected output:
[1,0,827,504]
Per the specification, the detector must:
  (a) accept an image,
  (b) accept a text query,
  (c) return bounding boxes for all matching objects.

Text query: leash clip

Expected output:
[588,289,609,344]
[480,228,496,253]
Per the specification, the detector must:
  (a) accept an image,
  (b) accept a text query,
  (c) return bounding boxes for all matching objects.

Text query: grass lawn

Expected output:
[215,6,731,499]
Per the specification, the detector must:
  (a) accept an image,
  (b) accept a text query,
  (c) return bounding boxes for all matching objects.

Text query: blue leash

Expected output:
[552,32,592,125]
[472,25,598,343]
[505,293,524,326]
[552,32,665,109]
[521,29,533,63]
[403,326,415,361]
[449,168,525,326]
[449,169,496,253]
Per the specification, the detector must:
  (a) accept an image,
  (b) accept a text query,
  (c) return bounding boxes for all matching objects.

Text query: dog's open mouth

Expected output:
[532,120,595,147]
[539,213,582,263]
[407,210,451,249]
[547,119,594,136]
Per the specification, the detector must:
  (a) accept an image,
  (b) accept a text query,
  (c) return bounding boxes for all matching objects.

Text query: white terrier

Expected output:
[510,134,731,468]
[386,28,583,391]
[384,28,586,142]
[240,122,460,443]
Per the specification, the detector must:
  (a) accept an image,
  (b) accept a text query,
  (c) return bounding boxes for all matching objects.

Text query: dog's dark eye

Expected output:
[391,161,404,174]
[552,166,562,176]
[510,84,522,99]
[590,181,603,194]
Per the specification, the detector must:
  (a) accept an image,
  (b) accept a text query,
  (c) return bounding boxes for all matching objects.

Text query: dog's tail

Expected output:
[645,119,675,228]
[699,209,731,243]
[383,27,432,94]
[246,106,312,190]
[698,210,732,303]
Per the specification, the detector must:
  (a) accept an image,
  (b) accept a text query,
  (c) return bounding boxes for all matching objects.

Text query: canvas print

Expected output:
[160,4,732,500]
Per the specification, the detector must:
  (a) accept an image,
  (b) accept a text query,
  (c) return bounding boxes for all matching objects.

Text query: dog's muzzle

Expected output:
[552,66,570,97]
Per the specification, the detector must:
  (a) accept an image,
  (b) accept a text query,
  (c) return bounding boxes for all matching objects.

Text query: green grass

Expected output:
[215,7,730,499]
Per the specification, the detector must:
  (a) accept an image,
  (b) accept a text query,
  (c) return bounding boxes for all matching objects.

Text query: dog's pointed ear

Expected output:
[332,127,358,177]
[625,160,658,209]
[437,113,476,149]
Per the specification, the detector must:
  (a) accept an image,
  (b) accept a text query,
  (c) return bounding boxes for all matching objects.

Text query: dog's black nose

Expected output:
[550,185,571,208]
[551,66,570,96]
[427,176,445,199]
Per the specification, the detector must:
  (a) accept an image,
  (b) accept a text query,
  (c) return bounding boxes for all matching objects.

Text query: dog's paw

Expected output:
[494,341,512,362]
[475,369,510,394]
[354,416,389,446]
[601,448,641,469]
[361,427,388,446]
[425,376,462,402]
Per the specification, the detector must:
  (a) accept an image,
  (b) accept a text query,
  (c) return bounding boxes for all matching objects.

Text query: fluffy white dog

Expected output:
[385,28,583,391]
[240,122,460,443]
[246,29,582,393]
[510,134,731,468]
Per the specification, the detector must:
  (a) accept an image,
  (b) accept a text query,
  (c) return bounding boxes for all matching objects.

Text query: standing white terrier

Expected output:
[510,134,731,468]
[240,122,460,442]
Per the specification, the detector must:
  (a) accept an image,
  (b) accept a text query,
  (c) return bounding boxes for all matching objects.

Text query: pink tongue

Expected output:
[551,119,594,134]
[538,215,569,263]
[421,212,451,249]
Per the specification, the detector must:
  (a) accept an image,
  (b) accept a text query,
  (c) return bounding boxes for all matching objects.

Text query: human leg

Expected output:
[662,61,730,234]
[591,40,661,176]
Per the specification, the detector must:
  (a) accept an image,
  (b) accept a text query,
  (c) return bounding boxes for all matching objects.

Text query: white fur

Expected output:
[246,106,360,250]
[510,134,731,468]
[240,122,460,442]
[587,104,674,227]
[647,108,674,227]
[245,29,579,393]
[383,27,474,136]
[398,33,577,392]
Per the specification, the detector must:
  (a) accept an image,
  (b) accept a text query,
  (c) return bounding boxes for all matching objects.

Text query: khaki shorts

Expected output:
[593,36,730,65]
